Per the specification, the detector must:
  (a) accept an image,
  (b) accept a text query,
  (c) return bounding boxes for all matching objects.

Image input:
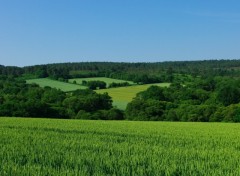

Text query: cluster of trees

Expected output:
[126,78,240,122]
[108,82,130,88]
[0,77,123,120]
[77,80,131,89]
[81,80,107,90]
[0,65,23,77]
[2,60,240,122]
[82,80,131,89]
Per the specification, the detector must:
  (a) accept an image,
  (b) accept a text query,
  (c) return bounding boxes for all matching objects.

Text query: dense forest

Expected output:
[1,60,240,122]
[2,60,240,81]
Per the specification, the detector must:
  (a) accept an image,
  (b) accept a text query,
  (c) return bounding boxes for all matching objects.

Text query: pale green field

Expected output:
[26,78,87,92]
[69,77,134,86]
[1,118,240,175]
[96,83,170,109]
[27,78,169,109]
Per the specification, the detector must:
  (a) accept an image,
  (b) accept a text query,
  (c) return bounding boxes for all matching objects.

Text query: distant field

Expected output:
[96,83,170,109]
[27,78,169,109]
[69,77,135,86]
[26,78,87,92]
[1,118,240,175]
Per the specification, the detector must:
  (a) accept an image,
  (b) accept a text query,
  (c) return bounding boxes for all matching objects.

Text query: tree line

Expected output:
[0,76,123,120]
[126,78,240,122]
[1,60,240,121]
[2,60,240,83]
[1,74,240,122]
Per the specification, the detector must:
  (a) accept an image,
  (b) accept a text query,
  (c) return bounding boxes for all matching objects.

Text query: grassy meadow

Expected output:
[1,118,240,175]
[27,77,170,109]
[69,77,135,86]
[96,83,170,109]
[26,78,87,92]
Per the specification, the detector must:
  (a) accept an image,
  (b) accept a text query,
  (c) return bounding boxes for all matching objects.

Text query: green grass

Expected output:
[1,118,240,175]
[26,78,87,92]
[69,77,135,86]
[96,83,170,109]
[27,78,170,109]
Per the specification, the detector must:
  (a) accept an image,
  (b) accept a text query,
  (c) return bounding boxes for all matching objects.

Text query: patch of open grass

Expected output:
[26,78,87,92]
[27,78,169,109]
[96,83,170,109]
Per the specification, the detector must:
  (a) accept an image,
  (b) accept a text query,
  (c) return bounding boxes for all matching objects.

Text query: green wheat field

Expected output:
[1,118,240,175]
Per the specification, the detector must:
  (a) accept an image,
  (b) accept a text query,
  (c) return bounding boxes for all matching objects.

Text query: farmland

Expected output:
[26,77,170,109]
[26,78,87,92]
[96,83,170,109]
[1,118,240,175]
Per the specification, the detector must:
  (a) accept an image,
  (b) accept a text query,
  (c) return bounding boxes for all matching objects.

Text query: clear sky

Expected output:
[0,0,240,66]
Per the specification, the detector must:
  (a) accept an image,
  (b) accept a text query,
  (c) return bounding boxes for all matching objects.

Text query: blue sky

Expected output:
[0,0,240,66]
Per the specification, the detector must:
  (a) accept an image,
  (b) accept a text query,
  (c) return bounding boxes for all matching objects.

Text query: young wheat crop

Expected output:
[1,118,240,175]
